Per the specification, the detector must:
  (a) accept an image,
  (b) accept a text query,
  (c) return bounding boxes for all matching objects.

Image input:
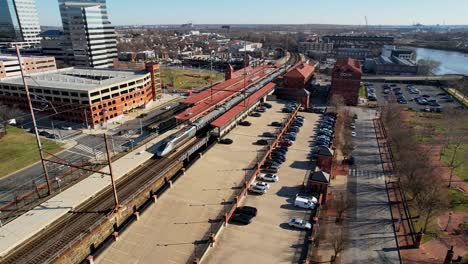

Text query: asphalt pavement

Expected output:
[342,107,400,264]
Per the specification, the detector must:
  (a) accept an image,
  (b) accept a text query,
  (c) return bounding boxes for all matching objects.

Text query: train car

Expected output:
[156,126,197,157]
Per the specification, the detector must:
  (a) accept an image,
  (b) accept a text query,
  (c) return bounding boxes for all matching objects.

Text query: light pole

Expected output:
[55,177,62,192]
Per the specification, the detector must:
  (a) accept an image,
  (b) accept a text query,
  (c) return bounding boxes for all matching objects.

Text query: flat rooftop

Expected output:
[0,67,148,92]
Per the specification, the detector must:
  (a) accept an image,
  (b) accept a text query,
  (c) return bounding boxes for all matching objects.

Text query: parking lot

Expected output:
[95,101,289,264]
[204,111,320,264]
[365,82,461,112]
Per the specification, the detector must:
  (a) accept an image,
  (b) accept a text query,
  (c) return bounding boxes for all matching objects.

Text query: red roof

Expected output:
[285,62,315,80]
[181,65,267,105]
[176,66,278,121]
[334,58,362,74]
[211,82,276,128]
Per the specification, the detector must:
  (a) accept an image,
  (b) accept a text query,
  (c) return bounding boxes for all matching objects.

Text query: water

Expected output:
[414,47,468,75]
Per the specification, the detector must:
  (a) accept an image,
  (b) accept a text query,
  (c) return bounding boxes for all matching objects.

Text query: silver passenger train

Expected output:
[156,64,290,157]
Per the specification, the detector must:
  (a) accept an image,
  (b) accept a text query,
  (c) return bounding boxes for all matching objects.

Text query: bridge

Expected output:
[362,75,465,83]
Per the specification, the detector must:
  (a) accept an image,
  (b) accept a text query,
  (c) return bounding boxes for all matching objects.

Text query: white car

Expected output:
[62,126,72,130]
[249,185,267,194]
[252,181,270,190]
[288,218,312,230]
[164,105,172,110]
[259,173,279,182]
[351,131,357,137]
[294,196,317,209]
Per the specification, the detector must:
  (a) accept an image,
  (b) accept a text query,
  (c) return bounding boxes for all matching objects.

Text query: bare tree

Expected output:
[447,138,465,188]
[414,176,448,232]
[164,69,177,88]
[0,103,22,135]
[329,94,346,113]
[334,192,355,224]
[417,59,441,75]
[331,227,347,262]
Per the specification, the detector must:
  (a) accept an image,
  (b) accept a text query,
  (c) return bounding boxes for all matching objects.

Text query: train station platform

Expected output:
[176,66,278,122]
[0,128,179,257]
[204,111,321,264]
[94,101,290,264]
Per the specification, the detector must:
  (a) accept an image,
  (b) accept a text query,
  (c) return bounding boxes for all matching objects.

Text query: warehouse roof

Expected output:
[0,67,148,91]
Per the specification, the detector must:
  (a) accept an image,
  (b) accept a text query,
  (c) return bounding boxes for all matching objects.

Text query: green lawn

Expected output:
[359,85,367,98]
[0,126,63,178]
[441,143,468,181]
[161,69,224,90]
[448,188,468,212]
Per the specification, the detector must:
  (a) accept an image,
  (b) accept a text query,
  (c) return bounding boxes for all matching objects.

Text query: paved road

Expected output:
[0,99,183,210]
[342,107,400,264]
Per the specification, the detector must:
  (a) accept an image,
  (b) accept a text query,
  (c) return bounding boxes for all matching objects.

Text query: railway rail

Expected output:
[2,55,302,263]
[1,138,198,264]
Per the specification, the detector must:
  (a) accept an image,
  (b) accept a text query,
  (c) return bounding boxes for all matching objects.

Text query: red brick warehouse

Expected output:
[330,58,362,106]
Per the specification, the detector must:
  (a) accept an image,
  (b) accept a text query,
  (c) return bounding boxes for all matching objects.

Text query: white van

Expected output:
[294,196,317,209]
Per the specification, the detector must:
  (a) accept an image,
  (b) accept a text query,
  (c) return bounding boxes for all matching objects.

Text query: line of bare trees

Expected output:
[381,103,466,232]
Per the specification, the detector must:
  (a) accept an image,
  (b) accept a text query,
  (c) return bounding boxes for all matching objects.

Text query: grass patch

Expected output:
[0,126,63,178]
[448,188,468,212]
[161,68,224,90]
[408,204,442,242]
[441,143,468,181]
[359,85,367,98]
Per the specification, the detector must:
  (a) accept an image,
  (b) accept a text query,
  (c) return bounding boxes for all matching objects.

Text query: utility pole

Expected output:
[104,134,120,210]
[139,118,143,135]
[210,50,213,102]
[16,45,52,196]
[243,40,247,106]
[84,108,89,129]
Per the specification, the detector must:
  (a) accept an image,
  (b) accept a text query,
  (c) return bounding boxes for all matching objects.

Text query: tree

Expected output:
[329,95,346,113]
[334,192,355,224]
[417,59,441,75]
[414,176,448,232]
[0,103,22,135]
[164,69,177,88]
[447,138,465,188]
[331,227,347,262]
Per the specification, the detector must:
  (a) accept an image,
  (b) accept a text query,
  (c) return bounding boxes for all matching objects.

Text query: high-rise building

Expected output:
[0,0,41,44]
[58,0,117,68]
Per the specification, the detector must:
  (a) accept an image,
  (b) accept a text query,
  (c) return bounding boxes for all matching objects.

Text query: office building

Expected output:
[331,58,362,106]
[0,0,41,44]
[58,0,117,68]
[0,54,56,78]
[364,56,419,76]
[0,63,161,126]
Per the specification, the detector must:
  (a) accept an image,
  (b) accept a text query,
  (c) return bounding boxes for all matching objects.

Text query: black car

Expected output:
[47,134,60,139]
[235,206,257,217]
[39,131,50,137]
[250,112,261,117]
[229,213,253,225]
[262,103,273,109]
[271,121,282,127]
[262,132,276,138]
[256,139,269,145]
[282,108,293,113]
[239,121,251,126]
[220,138,233,144]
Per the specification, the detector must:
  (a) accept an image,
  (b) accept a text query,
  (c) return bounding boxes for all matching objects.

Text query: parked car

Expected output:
[288,218,312,230]
[219,138,233,144]
[271,121,282,127]
[279,140,293,147]
[252,181,270,190]
[259,173,279,182]
[47,134,60,139]
[239,121,251,126]
[294,196,318,209]
[250,112,261,117]
[249,185,267,194]
[256,139,269,145]
[235,206,257,217]
[229,213,253,225]
[39,131,50,137]
[262,165,279,173]
[262,132,276,138]
[351,131,357,137]
[262,103,272,108]
[61,126,73,130]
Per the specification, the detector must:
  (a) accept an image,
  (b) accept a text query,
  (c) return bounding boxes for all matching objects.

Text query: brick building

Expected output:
[276,62,315,108]
[0,55,57,79]
[0,64,161,127]
[330,58,362,106]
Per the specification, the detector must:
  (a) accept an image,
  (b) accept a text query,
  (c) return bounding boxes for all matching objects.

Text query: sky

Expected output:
[37,0,468,26]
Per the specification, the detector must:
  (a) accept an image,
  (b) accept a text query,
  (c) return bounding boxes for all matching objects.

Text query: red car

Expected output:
[279,140,293,147]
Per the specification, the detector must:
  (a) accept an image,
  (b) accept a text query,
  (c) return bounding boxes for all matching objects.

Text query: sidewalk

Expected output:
[0,128,178,257]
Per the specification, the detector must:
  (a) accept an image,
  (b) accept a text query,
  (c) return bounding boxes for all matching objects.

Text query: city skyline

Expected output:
[37,0,468,27]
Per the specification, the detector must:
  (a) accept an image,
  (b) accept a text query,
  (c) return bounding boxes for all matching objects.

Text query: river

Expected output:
[414,47,468,75]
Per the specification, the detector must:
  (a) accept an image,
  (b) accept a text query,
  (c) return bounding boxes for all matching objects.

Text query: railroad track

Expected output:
[1,139,197,264]
[287,52,301,65]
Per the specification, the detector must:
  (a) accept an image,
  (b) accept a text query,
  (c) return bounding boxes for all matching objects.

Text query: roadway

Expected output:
[342,107,400,264]
[0,95,182,221]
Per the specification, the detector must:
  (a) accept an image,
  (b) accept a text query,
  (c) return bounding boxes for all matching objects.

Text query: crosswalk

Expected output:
[348,168,387,179]
[72,144,104,157]
[66,133,87,141]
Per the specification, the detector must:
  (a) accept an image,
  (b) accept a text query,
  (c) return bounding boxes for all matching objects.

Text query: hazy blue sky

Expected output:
[37,0,468,26]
